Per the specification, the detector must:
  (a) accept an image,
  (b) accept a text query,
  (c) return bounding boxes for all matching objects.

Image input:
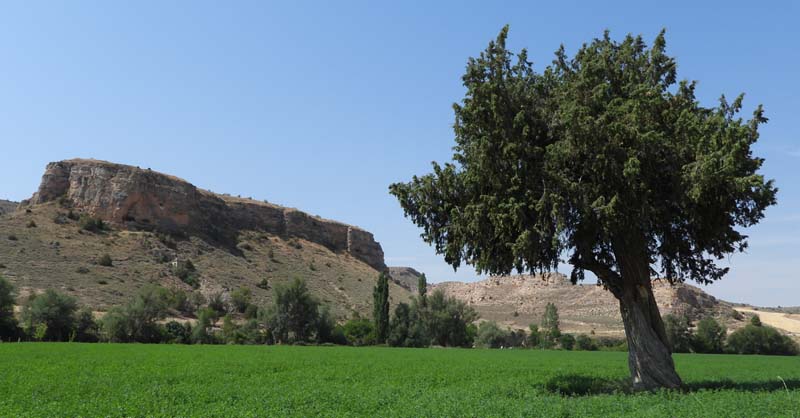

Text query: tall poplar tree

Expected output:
[373,271,390,342]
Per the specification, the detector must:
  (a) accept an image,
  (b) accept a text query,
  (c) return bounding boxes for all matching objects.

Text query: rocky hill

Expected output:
[0,200,17,216]
[1,159,411,318]
[387,266,423,293]
[392,270,748,337]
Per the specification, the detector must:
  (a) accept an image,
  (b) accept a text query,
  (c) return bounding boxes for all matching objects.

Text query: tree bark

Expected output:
[618,280,682,390]
[613,239,683,391]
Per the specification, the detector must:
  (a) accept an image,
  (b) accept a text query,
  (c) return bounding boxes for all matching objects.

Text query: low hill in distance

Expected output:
[389,268,800,339]
[0,159,411,319]
[0,200,17,216]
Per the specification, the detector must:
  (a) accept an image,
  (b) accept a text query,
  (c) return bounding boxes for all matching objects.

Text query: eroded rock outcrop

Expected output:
[23,159,386,270]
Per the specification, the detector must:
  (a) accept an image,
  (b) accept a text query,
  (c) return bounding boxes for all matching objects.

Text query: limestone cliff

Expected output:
[23,159,386,271]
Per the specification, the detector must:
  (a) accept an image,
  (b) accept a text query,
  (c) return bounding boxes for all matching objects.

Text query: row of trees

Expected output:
[2,274,797,356]
[664,313,799,356]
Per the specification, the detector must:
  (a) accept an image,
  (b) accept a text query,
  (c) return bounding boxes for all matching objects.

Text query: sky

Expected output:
[0,1,797,306]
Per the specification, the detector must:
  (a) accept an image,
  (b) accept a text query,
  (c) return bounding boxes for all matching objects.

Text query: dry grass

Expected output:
[0,202,411,319]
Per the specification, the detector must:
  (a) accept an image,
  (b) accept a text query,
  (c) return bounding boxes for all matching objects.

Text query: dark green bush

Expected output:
[726,322,799,356]
[79,215,105,232]
[21,289,78,341]
[575,334,597,351]
[97,254,113,267]
[559,334,576,350]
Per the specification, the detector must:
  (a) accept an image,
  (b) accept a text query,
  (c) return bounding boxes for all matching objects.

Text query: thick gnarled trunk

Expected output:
[612,238,683,391]
[618,280,682,390]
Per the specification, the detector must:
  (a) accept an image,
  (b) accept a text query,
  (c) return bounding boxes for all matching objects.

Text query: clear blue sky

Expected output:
[1,1,797,306]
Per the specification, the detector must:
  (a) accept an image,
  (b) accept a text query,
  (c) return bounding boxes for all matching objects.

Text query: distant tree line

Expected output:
[664,313,798,356]
[0,274,797,356]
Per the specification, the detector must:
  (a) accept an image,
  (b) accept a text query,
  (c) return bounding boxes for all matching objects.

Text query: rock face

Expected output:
[23,159,386,271]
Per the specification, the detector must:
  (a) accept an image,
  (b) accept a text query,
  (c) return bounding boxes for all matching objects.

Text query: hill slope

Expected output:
[0,200,16,216]
[0,160,411,318]
[391,269,749,336]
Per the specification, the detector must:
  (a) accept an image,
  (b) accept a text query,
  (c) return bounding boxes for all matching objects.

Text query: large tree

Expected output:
[389,27,776,390]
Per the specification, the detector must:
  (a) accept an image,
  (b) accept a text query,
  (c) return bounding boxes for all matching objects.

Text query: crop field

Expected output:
[0,344,798,417]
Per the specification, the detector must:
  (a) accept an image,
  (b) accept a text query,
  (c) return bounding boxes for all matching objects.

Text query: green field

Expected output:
[0,344,798,417]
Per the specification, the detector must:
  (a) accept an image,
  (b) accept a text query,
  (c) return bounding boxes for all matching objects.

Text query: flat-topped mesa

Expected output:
[23,159,386,271]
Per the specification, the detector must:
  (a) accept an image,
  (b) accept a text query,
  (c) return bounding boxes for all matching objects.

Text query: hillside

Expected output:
[392,270,750,337]
[0,200,17,216]
[0,160,411,318]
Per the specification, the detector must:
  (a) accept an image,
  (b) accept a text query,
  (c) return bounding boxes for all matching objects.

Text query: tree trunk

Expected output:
[613,240,683,391]
[618,280,683,391]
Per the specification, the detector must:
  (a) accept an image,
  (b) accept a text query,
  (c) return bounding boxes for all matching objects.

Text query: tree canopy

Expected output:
[389,27,776,293]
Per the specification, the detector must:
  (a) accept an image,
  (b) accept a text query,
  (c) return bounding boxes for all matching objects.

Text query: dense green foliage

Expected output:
[541,303,561,348]
[342,316,376,346]
[20,289,79,341]
[664,314,694,353]
[0,345,798,417]
[372,272,390,343]
[102,285,171,343]
[230,287,253,313]
[726,319,799,356]
[0,276,19,340]
[262,278,321,343]
[694,317,727,354]
[389,26,777,389]
[389,25,775,291]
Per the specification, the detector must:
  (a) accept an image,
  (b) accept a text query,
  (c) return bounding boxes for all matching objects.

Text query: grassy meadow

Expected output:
[0,344,798,417]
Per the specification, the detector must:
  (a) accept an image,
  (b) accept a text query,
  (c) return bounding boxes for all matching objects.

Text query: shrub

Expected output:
[243,303,259,320]
[164,320,191,344]
[74,307,99,342]
[693,316,726,353]
[0,276,20,340]
[21,289,78,341]
[208,292,227,316]
[75,266,90,274]
[79,215,105,232]
[230,287,252,313]
[527,324,541,348]
[262,278,320,344]
[663,314,693,353]
[192,307,218,344]
[26,220,37,228]
[97,254,113,267]
[174,260,199,288]
[315,306,337,344]
[101,285,171,343]
[726,323,799,356]
[426,290,479,348]
[559,334,576,350]
[342,317,375,346]
[575,334,597,351]
[257,278,270,290]
[595,336,628,351]
[475,321,509,348]
[169,289,192,314]
[7,235,17,241]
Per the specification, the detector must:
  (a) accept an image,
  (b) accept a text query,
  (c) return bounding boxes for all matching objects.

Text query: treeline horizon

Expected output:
[0,275,796,356]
